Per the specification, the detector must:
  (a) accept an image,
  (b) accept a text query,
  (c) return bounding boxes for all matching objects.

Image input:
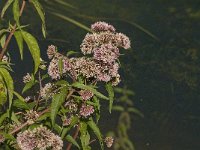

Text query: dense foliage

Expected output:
[0,1,138,150]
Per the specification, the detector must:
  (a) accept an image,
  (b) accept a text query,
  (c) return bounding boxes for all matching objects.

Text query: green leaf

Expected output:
[30,0,46,38]
[13,0,20,27]
[0,111,8,126]
[51,87,67,126]
[21,30,41,74]
[1,0,14,18]
[93,96,100,123]
[106,82,114,113]
[13,99,30,110]
[58,58,63,76]
[72,82,109,100]
[0,34,6,48]
[0,68,14,109]
[112,105,125,111]
[54,0,78,9]
[0,29,8,37]
[66,50,79,57]
[36,112,50,121]
[80,122,91,150]
[61,116,79,139]
[127,107,144,117]
[13,91,25,101]
[14,31,24,59]
[87,119,104,150]
[1,133,15,141]
[49,12,91,32]
[0,82,7,106]
[66,135,80,149]
[22,80,36,94]
[11,112,20,125]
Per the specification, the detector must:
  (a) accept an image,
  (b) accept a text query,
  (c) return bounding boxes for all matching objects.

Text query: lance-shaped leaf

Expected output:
[80,122,91,150]
[105,82,114,113]
[87,118,104,150]
[30,0,46,38]
[72,82,109,100]
[14,31,24,59]
[0,68,14,109]
[66,135,80,149]
[0,80,7,106]
[13,0,20,27]
[0,111,8,126]
[0,34,6,48]
[61,116,79,139]
[1,0,14,18]
[51,87,67,126]
[21,30,41,74]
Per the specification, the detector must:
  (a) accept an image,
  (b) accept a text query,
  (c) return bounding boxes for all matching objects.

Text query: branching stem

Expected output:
[0,0,26,60]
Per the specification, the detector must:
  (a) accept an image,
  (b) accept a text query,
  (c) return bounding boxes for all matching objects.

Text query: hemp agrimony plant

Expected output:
[0,0,131,150]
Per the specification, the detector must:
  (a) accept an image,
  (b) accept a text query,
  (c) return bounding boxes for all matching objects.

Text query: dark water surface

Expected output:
[1,0,200,150]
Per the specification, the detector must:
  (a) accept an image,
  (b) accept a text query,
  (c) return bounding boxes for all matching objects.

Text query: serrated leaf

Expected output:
[51,87,67,126]
[72,82,109,100]
[0,68,14,109]
[87,119,104,150]
[80,122,91,150]
[13,0,20,27]
[93,96,100,123]
[106,82,114,113]
[1,0,14,18]
[30,0,46,38]
[21,30,40,74]
[0,82,7,106]
[14,31,24,59]
[66,135,80,149]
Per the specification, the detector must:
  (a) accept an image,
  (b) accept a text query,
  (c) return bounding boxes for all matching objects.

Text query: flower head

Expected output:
[79,90,94,101]
[40,83,54,99]
[2,55,8,63]
[91,21,116,33]
[47,45,57,59]
[17,125,63,150]
[80,104,94,117]
[23,73,32,83]
[104,136,114,148]
[25,110,39,124]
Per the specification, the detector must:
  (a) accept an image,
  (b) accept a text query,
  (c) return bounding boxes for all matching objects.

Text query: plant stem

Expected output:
[0,0,26,60]
[66,124,80,150]
[10,88,75,135]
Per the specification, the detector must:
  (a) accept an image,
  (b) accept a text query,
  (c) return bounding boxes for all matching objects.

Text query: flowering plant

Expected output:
[0,1,131,150]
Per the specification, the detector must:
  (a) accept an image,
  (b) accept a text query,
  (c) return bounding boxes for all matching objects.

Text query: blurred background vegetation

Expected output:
[0,0,200,149]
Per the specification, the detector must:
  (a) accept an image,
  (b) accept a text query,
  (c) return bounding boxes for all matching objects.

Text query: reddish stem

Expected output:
[66,124,80,150]
[0,0,26,60]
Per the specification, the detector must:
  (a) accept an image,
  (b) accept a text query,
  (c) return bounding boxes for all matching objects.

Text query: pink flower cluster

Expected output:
[47,22,131,86]
[79,104,94,118]
[17,125,63,150]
